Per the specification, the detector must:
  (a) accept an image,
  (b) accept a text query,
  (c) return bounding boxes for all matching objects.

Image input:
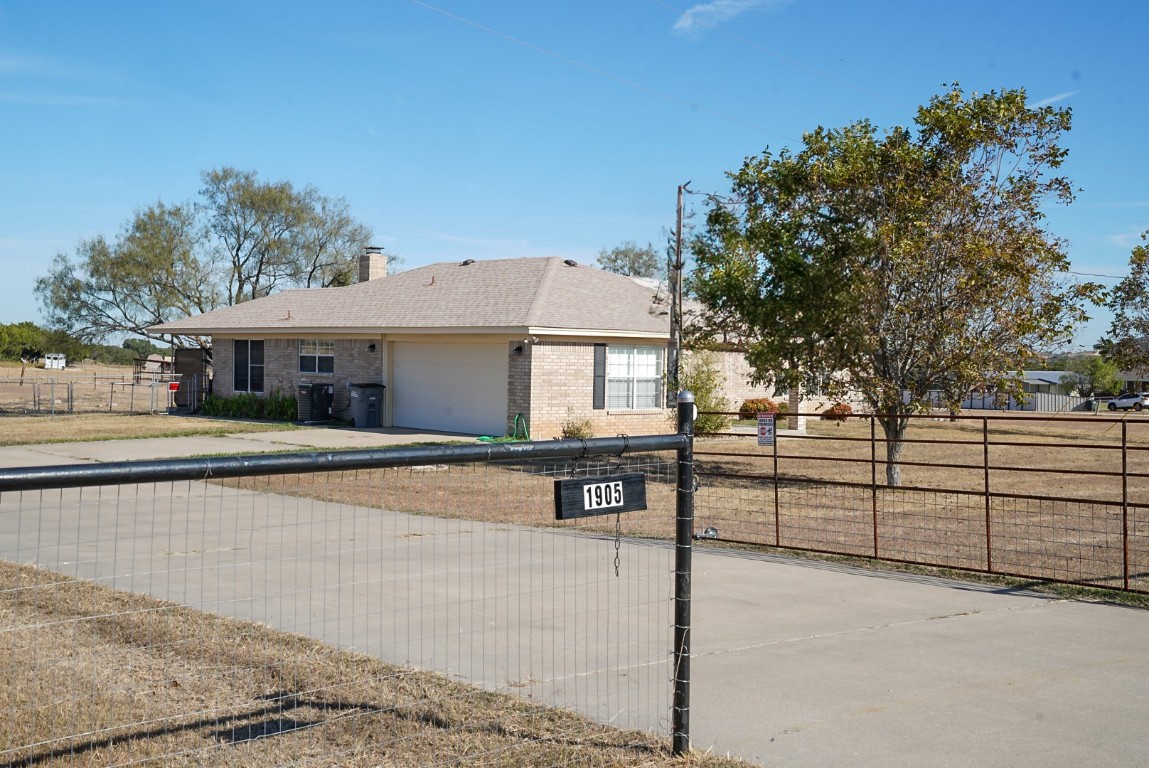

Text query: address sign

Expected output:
[554,473,647,520]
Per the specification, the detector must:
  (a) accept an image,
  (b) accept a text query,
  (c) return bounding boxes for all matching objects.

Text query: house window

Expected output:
[234,339,264,393]
[299,339,335,374]
[605,346,663,409]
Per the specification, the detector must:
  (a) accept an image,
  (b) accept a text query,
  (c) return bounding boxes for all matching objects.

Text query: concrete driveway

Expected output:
[688,549,1149,766]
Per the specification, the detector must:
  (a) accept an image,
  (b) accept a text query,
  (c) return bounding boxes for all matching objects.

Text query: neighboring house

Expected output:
[1021,370,1072,395]
[1118,371,1149,393]
[149,252,776,437]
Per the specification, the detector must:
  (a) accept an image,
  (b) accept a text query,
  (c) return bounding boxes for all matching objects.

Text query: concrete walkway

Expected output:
[2,430,1148,766]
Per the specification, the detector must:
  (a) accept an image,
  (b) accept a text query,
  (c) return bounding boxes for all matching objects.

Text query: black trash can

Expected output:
[348,383,385,428]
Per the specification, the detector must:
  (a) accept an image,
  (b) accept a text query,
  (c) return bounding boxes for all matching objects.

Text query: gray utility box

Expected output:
[348,383,385,428]
[298,383,335,423]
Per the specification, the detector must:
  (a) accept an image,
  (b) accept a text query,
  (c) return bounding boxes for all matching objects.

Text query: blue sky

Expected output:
[1,0,1146,349]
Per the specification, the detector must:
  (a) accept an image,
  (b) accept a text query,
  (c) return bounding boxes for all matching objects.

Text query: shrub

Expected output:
[560,410,595,440]
[740,397,777,418]
[201,390,297,421]
[672,350,731,434]
[820,402,853,422]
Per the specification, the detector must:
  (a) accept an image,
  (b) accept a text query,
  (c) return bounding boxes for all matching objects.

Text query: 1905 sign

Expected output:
[554,473,647,520]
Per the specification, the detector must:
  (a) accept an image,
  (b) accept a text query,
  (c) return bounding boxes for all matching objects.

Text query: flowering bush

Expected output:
[739,397,788,419]
[820,402,853,422]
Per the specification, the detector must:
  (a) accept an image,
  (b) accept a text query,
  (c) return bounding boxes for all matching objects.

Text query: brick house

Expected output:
[150,252,775,437]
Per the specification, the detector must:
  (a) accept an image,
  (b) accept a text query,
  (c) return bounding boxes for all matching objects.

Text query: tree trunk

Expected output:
[878,415,909,487]
[885,436,904,486]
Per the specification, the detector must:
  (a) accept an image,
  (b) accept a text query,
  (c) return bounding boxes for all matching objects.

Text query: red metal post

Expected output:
[1122,421,1129,591]
[773,421,780,547]
[871,414,878,558]
[983,417,992,573]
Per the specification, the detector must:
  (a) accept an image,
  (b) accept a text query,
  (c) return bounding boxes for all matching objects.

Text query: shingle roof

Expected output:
[149,257,672,337]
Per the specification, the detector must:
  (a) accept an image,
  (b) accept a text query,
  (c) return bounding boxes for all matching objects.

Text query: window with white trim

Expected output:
[299,339,335,374]
[606,346,663,409]
[233,339,264,393]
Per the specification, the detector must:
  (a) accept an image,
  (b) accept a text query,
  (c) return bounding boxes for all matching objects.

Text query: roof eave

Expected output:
[149,324,670,340]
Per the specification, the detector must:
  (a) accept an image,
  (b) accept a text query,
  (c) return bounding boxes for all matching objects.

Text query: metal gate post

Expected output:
[1122,421,1129,591]
[672,390,695,756]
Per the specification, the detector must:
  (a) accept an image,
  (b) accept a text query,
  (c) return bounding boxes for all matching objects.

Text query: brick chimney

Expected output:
[359,246,388,283]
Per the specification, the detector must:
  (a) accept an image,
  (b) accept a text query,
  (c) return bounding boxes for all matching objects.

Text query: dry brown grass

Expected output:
[224,458,682,543]
[689,415,1149,591]
[0,362,144,415]
[0,412,294,446]
[215,413,1149,593]
[0,560,745,767]
[705,413,1149,504]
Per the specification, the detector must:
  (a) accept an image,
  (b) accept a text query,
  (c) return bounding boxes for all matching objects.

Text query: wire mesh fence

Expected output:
[0,436,693,766]
[0,370,183,415]
[693,411,1149,593]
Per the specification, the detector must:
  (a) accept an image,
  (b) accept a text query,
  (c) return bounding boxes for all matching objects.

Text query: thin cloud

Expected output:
[0,55,54,74]
[0,55,100,78]
[1079,201,1149,209]
[1029,90,1078,108]
[1106,230,1146,249]
[0,91,129,107]
[673,0,792,39]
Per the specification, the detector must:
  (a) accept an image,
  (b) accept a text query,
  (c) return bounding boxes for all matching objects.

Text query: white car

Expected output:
[1106,392,1148,411]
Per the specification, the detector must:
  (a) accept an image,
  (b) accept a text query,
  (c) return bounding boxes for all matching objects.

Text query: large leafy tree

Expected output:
[1097,231,1149,373]
[596,241,665,279]
[689,86,1096,485]
[1058,355,1122,398]
[0,322,47,361]
[37,201,218,346]
[36,168,373,346]
[201,167,310,303]
[0,322,88,362]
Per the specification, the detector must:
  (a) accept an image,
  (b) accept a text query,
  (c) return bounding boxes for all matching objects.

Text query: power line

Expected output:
[1069,270,1124,281]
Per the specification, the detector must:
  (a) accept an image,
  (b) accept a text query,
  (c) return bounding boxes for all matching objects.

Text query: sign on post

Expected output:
[554,473,648,520]
[757,412,776,447]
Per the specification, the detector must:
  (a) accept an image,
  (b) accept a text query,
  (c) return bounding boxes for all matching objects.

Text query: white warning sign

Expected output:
[757,412,776,447]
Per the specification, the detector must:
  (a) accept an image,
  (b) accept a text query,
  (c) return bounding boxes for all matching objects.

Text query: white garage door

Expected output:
[392,342,508,435]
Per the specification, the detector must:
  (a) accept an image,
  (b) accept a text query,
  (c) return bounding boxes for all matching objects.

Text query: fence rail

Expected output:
[694,410,1149,592]
[0,372,185,415]
[0,409,697,766]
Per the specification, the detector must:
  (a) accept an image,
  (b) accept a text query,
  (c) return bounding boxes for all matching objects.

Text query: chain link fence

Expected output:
[0,368,184,415]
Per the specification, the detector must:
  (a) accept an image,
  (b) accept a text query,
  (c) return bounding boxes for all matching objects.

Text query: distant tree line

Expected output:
[0,322,167,366]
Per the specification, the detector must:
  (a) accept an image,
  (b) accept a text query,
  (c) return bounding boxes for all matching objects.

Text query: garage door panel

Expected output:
[393,343,507,435]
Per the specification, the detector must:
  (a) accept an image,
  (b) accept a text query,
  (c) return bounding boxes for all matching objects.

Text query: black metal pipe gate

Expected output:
[0,394,698,756]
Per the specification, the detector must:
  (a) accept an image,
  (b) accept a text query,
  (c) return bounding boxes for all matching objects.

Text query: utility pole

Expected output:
[668,181,690,407]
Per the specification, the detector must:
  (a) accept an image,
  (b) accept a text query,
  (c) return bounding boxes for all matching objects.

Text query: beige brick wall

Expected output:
[507,340,532,436]
[209,336,383,418]
[211,340,234,397]
[705,350,779,409]
[211,335,738,437]
[526,341,672,439]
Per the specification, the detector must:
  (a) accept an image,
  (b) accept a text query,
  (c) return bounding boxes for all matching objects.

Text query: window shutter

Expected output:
[234,340,249,392]
[593,344,606,410]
